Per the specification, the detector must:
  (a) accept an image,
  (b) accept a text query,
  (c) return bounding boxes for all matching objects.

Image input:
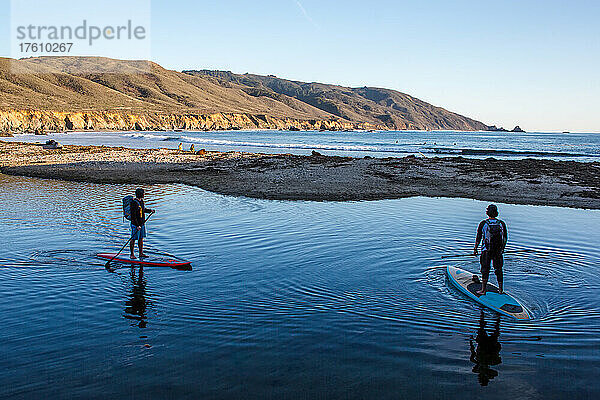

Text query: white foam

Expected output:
[124,133,170,140]
[173,136,378,152]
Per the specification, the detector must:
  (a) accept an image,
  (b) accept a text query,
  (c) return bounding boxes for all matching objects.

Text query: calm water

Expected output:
[0,174,599,399]
[6,129,600,161]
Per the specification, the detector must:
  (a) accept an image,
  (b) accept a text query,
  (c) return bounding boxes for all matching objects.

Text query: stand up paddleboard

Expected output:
[446,266,530,320]
[97,253,192,270]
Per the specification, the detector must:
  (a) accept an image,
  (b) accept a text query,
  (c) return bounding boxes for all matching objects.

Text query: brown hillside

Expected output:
[0,56,490,131]
[1,57,333,120]
[185,70,490,131]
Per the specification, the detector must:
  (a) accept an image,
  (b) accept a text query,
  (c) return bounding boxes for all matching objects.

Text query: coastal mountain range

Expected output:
[0,56,495,134]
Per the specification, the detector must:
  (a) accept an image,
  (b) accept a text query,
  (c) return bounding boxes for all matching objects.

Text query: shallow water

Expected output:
[0,174,599,399]
[6,129,600,161]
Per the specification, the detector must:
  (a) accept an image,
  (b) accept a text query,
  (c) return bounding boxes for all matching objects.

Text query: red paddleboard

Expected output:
[97,253,192,270]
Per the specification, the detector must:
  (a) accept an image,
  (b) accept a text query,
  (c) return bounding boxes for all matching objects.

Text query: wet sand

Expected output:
[1,140,599,209]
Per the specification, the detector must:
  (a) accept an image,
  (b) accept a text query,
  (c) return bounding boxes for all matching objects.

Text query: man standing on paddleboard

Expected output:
[130,188,154,260]
[473,204,507,295]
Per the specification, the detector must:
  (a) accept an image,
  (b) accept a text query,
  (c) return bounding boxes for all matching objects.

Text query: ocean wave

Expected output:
[124,133,171,140]
[122,132,598,159]
[163,135,381,152]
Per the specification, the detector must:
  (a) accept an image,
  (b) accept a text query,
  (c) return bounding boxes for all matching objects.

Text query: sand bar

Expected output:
[1,140,599,209]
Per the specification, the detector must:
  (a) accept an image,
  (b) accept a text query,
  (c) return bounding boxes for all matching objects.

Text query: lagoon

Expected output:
[1,174,599,399]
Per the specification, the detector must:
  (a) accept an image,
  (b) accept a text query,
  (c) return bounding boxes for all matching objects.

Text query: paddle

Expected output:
[441,249,534,259]
[105,210,154,268]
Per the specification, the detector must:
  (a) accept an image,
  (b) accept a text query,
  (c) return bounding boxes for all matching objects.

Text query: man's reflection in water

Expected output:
[124,266,149,328]
[470,311,502,386]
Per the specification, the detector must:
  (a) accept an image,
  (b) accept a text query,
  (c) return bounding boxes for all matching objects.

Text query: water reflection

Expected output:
[469,311,502,386]
[123,266,150,328]
[2,175,600,399]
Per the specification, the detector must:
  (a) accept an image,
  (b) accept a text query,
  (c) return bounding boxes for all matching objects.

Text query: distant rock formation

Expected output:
[41,139,63,149]
[487,125,526,133]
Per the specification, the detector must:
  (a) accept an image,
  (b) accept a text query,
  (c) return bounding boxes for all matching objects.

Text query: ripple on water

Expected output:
[1,176,600,399]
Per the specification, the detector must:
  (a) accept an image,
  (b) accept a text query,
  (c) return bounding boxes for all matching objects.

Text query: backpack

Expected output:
[123,196,134,221]
[485,219,505,256]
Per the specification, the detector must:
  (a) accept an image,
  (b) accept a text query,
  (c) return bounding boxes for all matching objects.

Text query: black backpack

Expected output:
[123,196,133,221]
[485,219,505,256]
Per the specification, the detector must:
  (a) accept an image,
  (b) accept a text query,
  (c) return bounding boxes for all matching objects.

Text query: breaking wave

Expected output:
[162,135,381,152]
[124,133,171,140]
[114,131,600,160]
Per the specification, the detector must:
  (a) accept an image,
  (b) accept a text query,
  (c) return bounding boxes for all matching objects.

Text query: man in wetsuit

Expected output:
[473,204,507,295]
[130,188,154,259]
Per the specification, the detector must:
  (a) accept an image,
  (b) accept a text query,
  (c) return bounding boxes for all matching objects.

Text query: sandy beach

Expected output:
[1,140,599,209]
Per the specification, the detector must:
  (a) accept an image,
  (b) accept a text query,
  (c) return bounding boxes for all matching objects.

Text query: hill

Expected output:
[185,70,489,131]
[0,56,490,133]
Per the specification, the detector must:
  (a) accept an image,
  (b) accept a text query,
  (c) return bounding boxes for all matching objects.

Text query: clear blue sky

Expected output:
[1,0,599,132]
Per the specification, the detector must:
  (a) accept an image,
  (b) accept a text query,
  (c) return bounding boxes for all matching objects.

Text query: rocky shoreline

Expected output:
[1,141,599,209]
[0,110,383,135]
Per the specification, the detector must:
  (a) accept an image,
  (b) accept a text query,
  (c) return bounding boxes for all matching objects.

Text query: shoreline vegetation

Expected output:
[1,140,598,209]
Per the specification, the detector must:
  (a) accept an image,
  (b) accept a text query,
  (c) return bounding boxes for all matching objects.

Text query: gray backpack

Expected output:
[122,196,134,221]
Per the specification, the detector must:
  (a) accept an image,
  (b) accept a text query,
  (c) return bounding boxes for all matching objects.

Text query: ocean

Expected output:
[5,129,600,161]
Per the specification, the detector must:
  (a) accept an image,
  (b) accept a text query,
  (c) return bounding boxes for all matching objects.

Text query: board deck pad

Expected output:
[446,265,530,320]
[97,253,192,270]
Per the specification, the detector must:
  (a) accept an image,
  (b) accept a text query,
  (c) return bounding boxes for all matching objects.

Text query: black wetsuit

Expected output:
[130,199,150,228]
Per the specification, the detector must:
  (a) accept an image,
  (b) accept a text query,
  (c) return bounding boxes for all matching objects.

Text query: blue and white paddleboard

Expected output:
[446,266,531,320]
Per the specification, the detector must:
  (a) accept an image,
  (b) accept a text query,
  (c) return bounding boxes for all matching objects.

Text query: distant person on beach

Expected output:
[130,188,154,259]
[473,204,507,295]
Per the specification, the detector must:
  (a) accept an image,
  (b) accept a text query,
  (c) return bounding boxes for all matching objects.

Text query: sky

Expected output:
[1,0,599,132]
